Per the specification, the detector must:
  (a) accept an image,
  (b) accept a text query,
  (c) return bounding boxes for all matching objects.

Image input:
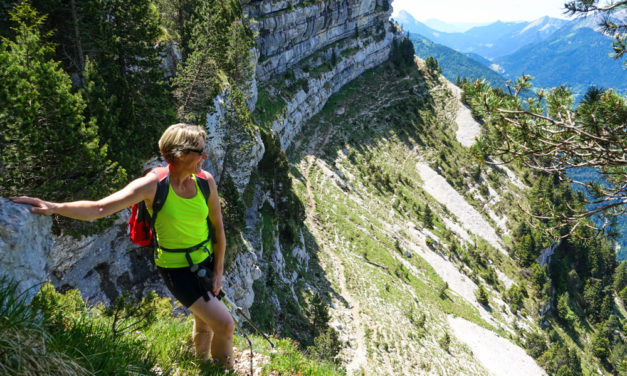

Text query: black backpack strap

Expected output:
[149,167,170,250]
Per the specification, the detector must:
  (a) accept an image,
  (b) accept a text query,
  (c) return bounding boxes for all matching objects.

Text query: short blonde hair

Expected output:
[159,123,207,163]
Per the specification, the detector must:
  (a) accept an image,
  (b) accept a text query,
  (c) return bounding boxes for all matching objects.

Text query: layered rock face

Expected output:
[246,0,395,148]
[246,0,391,81]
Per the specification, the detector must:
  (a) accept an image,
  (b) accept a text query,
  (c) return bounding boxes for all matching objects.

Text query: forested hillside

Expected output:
[408,34,508,89]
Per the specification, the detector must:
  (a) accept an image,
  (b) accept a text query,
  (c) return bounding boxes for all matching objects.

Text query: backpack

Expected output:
[127,166,215,247]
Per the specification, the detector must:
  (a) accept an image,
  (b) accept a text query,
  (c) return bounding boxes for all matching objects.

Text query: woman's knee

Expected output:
[215,313,234,336]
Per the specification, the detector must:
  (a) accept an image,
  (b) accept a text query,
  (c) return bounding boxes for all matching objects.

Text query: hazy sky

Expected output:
[391,0,573,23]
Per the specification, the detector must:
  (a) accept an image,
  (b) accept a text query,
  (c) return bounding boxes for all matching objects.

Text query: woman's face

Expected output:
[177,136,207,174]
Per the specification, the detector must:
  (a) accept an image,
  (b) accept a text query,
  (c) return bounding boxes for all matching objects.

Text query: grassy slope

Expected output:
[287,58,615,375]
[287,59,524,374]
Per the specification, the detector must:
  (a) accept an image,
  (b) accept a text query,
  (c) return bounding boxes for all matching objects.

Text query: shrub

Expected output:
[592,332,610,360]
[525,331,547,359]
[506,284,524,313]
[307,328,341,364]
[476,284,489,306]
[439,332,450,351]
[425,237,434,248]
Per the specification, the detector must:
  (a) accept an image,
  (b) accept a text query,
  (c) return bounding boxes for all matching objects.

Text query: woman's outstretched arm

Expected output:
[10,174,157,221]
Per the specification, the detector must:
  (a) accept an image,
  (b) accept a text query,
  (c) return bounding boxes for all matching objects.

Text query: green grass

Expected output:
[0,278,343,376]
[254,86,287,130]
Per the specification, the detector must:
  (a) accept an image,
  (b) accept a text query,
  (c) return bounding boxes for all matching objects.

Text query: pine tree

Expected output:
[24,0,176,176]
[422,204,434,229]
[172,0,253,123]
[0,1,124,203]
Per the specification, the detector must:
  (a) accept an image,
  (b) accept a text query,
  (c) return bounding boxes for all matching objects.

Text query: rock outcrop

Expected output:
[0,199,52,302]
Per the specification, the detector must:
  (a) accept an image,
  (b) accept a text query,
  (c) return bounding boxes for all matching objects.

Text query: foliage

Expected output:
[307,328,341,365]
[556,292,577,326]
[510,221,544,267]
[258,131,305,246]
[537,342,583,376]
[422,204,434,229]
[475,283,489,306]
[591,330,611,360]
[263,338,344,376]
[219,173,246,241]
[104,290,162,338]
[505,284,525,313]
[172,0,254,124]
[424,56,442,75]
[1,278,343,376]
[0,277,88,376]
[463,2,627,240]
[439,331,451,351]
[614,260,627,295]
[390,36,415,67]
[525,331,548,358]
[28,0,176,176]
[466,77,626,239]
[0,1,126,233]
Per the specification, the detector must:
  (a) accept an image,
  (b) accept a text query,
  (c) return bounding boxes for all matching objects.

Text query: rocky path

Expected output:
[447,316,548,376]
[446,81,482,148]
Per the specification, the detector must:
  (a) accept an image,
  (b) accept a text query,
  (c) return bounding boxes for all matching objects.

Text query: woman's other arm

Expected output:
[206,175,226,296]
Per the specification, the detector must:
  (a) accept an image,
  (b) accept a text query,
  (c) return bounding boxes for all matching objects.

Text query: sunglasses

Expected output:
[183,147,206,156]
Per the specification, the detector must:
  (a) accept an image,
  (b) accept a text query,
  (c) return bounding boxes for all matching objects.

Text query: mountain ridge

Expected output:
[395,10,568,59]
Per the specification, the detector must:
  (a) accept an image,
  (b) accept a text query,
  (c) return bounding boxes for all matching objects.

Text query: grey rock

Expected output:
[205,86,265,192]
[0,198,52,302]
[49,214,170,306]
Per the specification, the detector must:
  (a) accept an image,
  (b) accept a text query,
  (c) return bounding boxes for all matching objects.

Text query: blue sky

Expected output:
[391,0,573,23]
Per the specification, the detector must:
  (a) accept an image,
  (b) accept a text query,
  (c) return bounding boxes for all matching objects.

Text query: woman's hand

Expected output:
[9,196,57,216]
[212,268,223,297]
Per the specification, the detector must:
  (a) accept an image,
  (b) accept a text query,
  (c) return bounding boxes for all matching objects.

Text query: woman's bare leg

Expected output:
[188,296,234,368]
[193,315,213,361]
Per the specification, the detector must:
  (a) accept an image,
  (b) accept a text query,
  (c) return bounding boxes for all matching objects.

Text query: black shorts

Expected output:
[157,255,215,308]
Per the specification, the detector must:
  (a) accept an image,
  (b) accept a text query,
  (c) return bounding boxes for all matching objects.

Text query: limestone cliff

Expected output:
[247,0,396,147]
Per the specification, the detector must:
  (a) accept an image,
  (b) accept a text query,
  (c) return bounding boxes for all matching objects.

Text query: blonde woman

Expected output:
[11,123,234,369]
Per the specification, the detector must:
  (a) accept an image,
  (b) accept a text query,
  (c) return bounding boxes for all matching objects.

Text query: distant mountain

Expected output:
[409,36,508,89]
[494,18,627,97]
[395,10,568,59]
[395,10,442,39]
[423,18,488,33]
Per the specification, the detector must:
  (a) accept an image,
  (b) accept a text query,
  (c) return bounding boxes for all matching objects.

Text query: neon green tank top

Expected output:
[149,177,212,268]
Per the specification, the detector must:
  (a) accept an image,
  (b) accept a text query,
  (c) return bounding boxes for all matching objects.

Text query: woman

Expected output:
[10,123,234,369]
